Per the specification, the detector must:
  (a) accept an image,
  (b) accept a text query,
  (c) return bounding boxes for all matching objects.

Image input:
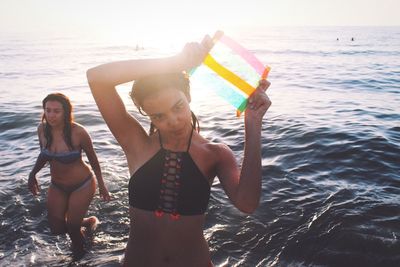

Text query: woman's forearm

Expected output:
[91,163,105,186]
[86,152,106,187]
[29,154,47,177]
[234,80,271,213]
[86,38,211,87]
[237,121,263,213]
[86,56,183,86]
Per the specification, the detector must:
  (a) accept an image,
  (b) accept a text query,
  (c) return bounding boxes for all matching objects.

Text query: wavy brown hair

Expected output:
[41,93,74,150]
[129,72,200,135]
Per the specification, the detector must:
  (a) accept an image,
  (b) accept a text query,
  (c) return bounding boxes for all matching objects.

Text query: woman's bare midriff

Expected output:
[123,207,211,267]
[49,159,93,185]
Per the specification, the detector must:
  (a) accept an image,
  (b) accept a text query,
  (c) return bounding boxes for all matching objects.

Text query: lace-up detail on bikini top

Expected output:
[128,129,211,218]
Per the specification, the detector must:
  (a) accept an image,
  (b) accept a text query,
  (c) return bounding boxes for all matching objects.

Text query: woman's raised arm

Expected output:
[216,80,271,214]
[86,38,211,151]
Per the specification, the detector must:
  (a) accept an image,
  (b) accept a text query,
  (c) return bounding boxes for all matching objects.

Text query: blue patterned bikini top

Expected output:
[40,149,81,164]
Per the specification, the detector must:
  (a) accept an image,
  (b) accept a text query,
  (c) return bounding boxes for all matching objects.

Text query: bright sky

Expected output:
[0,0,399,37]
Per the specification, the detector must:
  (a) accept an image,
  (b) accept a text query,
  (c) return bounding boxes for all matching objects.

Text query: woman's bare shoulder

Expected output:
[72,121,85,130]
[194,134,232,157]
[37,122,44,132]
[71,122,90,136]
[36,123,46,148]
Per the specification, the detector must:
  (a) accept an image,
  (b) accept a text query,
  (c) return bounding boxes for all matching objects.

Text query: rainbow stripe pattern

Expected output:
[190,31,270,115]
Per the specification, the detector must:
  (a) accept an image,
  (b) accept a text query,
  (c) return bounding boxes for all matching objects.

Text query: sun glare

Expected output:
[108,16,217,50]
[83,0,246,50]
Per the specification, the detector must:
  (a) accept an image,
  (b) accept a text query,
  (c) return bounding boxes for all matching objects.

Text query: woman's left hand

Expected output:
[245,79,272,122]
[98,184,111,201]
[178,35,213,71]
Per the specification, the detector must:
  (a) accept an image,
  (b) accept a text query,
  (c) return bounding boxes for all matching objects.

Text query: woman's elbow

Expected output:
[86,68,97,84]
[86,66,113,88]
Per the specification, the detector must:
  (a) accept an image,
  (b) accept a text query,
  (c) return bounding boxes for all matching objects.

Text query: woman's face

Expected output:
[44,100,65,127]
[142,87,192,137]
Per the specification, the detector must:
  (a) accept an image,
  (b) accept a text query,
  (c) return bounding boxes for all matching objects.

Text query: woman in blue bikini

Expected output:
[87,36,271,266]
[28,93,110,258]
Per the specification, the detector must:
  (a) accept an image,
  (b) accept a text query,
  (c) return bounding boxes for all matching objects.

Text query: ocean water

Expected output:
[0,26,399,266]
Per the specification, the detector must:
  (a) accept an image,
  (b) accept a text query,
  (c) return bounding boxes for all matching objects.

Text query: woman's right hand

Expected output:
[178,34,213,71]
[28,173,40,196]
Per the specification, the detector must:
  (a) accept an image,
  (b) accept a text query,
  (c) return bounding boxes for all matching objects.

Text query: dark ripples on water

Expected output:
[204,113,400,267]
[1,27,400,266]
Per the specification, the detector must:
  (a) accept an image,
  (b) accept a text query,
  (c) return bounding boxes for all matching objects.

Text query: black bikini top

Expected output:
[128,129,211,219]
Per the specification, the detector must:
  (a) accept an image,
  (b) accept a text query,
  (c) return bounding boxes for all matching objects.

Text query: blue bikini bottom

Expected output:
[51,174,93,196]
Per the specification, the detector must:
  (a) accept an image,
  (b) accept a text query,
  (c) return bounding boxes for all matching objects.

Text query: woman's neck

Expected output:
[47,120,66,131]
[159,127,193,151]
[51,125,64,133]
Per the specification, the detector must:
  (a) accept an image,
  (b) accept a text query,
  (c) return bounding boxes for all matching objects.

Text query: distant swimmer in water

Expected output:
[86,35,272,266]
[135,44,144,51]
[28,93,111,259]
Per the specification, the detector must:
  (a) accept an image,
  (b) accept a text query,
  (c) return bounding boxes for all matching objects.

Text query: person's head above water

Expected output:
[42,93,73,125]
[130,72,190,111]
[41,92,74,149]
[130,72,199,135]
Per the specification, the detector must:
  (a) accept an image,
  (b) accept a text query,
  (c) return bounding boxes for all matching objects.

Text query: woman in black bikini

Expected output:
[28,93,111,258]
[86,36,271,266]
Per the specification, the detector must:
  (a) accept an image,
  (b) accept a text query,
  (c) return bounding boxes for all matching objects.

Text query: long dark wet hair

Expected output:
[41,93,74,150]
[129,72,200,135]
